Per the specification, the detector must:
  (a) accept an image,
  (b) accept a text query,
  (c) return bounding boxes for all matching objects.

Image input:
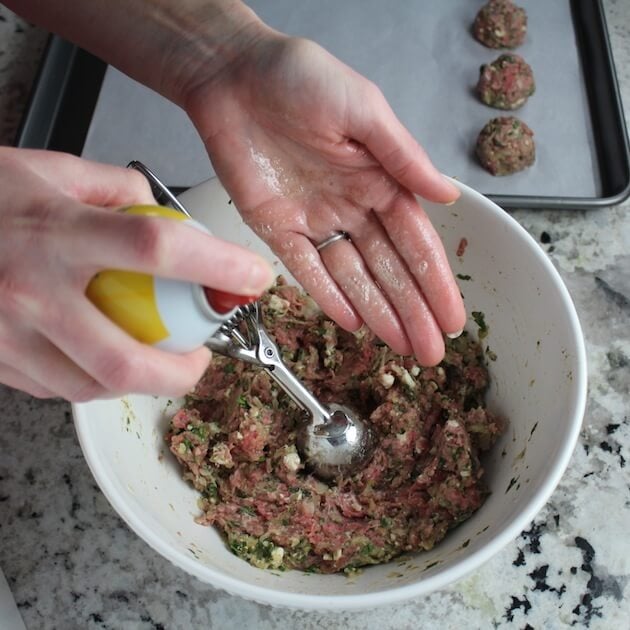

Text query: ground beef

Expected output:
[473,0,527,49]
[477,53,535,110]
[167,278,504,574]
[476,116,535,176]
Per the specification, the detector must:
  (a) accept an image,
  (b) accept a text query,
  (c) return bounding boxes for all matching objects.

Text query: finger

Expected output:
[18,149,156,207]
[63,207,275,296]
[68,161,157,207]
[377,192,466,336]
[350,218,446,365]
[0,362,56,399]
[348,85,460,204]
[0,321,109,401]
[267,233,363,332]
[317,237,413,356]
[34,293,213,397]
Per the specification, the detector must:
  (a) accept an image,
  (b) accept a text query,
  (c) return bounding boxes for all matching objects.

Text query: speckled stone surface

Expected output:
[0,9,46,145]
[0,2,629,629]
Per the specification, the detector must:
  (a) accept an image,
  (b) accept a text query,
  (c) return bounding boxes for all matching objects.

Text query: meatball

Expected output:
[476,116,535,176]
[477,54,535,110]
[473,0,527,49]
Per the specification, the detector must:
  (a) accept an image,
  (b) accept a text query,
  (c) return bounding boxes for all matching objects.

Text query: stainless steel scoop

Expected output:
[206,302,374,480]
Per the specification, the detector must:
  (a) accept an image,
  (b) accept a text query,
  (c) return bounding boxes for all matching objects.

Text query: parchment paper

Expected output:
[82,0,600,198]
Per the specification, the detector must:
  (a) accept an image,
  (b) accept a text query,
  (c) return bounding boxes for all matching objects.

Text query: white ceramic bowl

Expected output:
[73,178,587,611]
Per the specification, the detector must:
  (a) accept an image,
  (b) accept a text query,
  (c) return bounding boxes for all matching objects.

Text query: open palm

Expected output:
[186,35,465,365]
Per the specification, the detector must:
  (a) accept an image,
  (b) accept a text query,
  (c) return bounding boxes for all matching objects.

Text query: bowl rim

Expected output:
[72,178,588,611]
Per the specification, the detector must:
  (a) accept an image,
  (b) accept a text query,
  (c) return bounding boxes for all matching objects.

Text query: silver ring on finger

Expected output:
[315,231,351,252]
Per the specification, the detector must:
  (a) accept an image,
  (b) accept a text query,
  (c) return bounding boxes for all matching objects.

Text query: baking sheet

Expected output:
[82,0,600,197]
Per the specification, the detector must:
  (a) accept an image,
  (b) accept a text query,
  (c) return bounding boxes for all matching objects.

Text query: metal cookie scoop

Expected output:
[206,303,374,480]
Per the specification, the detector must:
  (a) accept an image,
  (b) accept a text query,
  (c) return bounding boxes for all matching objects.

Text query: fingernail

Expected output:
[446,328,464,339]
[244,261,274,293]
[442,175,461,204]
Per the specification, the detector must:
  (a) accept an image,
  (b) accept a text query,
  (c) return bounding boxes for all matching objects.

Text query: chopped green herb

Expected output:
[189,424,209,440]
[456,274,472,281]
[471,311,489,339]
[203,482,219,501]
[255,539,275,561]
[229,539,248,556]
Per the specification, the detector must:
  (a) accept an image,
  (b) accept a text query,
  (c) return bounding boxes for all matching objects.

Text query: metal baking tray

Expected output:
[16,0,630,209]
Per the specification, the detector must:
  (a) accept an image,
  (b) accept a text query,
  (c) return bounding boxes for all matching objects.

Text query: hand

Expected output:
[185,32,466,365]
[0,148,273,400]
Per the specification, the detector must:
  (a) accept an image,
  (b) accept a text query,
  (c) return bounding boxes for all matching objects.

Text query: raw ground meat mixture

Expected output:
[167,278,504,574]
[476,115,536,176]
[477,53,535,110]
[473,0,528,49]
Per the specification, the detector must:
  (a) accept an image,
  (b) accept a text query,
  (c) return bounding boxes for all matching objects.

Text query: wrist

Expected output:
[157,0,273,107]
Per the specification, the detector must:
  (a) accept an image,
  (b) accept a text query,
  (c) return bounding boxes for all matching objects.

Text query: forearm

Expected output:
[4,0,269,106]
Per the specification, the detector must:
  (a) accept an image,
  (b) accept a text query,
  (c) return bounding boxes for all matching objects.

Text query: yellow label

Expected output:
[87,270,170,345]
[86,205,188,345]
[122,205,187,221]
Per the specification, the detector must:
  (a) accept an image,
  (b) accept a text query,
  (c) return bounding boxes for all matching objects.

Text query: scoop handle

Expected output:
[255,326,331,426]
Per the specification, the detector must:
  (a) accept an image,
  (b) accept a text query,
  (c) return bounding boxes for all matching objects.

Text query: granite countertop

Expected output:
[0,3,628,629]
